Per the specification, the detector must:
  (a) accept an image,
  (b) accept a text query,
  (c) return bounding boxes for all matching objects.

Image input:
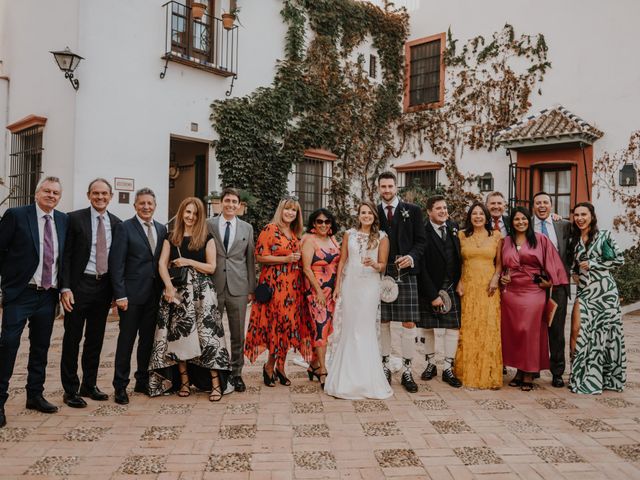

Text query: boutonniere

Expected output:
[451,226,458,235]
[400,208,410,221]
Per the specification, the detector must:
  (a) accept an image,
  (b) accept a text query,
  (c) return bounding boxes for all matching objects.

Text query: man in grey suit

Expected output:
[532,192,572,388]
[206,188,255,392]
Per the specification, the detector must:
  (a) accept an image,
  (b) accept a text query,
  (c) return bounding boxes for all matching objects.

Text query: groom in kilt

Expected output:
[418,195,463,388]
[377,172,426,393]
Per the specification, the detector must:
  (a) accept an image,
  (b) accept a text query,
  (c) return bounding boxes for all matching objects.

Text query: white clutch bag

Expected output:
[435,289,452,314]
[380,276,399,303]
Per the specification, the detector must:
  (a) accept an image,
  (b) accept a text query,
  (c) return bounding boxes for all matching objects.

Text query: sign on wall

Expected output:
[114,177,134,192]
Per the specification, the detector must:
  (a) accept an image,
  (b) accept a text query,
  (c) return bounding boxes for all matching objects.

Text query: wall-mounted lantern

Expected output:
[619,164,637,187]
[49,47,83,91]
[478,172,494,192]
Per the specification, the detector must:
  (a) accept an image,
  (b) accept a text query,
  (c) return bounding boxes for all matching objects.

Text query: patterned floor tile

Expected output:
[291,384,320,394]
[0,427,31,442]
[17,408,46,416]
[536,398,577,409]
[476,399,515,410]
[374,448,422,468]
[504,420,543,433]
[25,456,79,475]
[362,421,402,437]
[226,402,259,414]
[64,426,110,441]
[289,371,310,379]
[353,400,389,413]
[291,401,324,414]
[206,452,252,472]
[91,405,127,416]
[532,446,585,463]
[454,446,503,465]
[141,425,184,441]
[414,399,448,410]
[294,450,337,470]
[418,383,433,392]
[244,385,261,394]
[158,403,194,415]
[567,418,616,432]
[596,397,635,408]
[293,424,330,438]
[219,424,257,439]
[99,361,114,368]
[118,455,167,474]
[431,419,474,434]
[608,444,640,462]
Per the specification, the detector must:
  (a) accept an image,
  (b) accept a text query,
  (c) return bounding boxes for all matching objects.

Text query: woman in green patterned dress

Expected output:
[569,202,626,394]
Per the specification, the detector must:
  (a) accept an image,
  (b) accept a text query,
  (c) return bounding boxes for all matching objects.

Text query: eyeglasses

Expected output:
[283,195,299,202]
[314,219,331,225]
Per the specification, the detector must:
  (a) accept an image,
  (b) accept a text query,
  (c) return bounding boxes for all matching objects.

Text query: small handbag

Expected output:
[435,289,452,314]
[168,247,188,287]
[254,282,273,304]
[380,276,399,303]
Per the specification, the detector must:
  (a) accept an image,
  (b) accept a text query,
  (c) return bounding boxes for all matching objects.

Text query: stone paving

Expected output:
[1,311,640,479]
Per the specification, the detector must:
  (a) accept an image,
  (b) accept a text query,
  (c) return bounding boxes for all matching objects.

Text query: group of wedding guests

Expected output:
[0,172,627,428]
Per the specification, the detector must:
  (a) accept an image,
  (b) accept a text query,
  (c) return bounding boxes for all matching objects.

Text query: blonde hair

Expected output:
[356,200,381,250]
[170,197,208,251]
[271,198,304,237]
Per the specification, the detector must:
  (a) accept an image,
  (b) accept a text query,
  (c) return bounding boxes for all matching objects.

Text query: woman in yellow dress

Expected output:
[454,202,503,389]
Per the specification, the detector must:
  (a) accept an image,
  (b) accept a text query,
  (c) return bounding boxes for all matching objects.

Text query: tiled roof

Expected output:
[393,160,443,171]
[495,106,603,146]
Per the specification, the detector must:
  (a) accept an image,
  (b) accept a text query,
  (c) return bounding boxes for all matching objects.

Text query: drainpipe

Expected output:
[0,62,9,192]
[580,142,591,201]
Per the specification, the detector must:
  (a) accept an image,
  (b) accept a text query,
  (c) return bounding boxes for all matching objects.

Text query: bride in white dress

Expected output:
[324,201,393,400]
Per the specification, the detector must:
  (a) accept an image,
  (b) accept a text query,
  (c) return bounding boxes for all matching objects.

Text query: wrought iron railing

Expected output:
[161,1,238,78]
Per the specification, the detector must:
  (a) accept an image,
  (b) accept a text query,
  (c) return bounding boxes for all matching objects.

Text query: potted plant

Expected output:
[236,188,256,216]
[205,190,222,215]
[222,6,240,30]
[192,2,207,20]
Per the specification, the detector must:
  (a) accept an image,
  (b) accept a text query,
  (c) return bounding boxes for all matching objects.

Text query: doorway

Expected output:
[168,137,209,222]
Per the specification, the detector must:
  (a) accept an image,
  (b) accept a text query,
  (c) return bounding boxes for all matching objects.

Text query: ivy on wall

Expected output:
[211,0,408,229]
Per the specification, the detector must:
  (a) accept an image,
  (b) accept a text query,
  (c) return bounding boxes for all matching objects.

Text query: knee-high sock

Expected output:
[401,326,416,363]
[443,328,459,370]
[380,322,391,358]
[421,328,435,363]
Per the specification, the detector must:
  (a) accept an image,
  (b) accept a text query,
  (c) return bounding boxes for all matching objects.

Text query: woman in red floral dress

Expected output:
[244,198,311,386]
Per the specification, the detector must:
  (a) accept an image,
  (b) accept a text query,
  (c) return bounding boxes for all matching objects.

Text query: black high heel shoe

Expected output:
[274,367,291,386]
[318,371,328,390]
[307,365,321,381]
[263,364,275,387]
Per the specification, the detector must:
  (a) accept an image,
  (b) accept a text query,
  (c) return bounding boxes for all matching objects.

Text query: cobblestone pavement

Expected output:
[1,311,640,479]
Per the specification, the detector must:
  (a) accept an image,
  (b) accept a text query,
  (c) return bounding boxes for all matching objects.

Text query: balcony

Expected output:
[161,1,238,78]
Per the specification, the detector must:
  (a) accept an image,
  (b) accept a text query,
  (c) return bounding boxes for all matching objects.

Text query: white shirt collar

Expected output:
[535,216,551,226]
[91,206,108,219]
[221,215,237,226]
[383,196,400,209]
[136,215,154,226]
[35,203,53,219]
[430,220,446,231]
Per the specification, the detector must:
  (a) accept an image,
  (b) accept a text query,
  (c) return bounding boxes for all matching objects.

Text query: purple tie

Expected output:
[96,215,108,275]
[41,214,54,289]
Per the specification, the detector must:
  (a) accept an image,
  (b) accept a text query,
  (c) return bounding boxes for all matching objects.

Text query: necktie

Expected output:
[540,219,549,237]
[223,221,231,251]
[96,215,108,275]
[439,225,446,241]
[386,205,393,223]
[493,218,501,231]
[41,214,54,289]
[144,221,156,252]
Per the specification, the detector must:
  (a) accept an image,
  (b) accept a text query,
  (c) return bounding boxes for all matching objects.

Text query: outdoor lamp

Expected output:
[50,47,84,91]
[478,172,494,192]
[619,164,637,187]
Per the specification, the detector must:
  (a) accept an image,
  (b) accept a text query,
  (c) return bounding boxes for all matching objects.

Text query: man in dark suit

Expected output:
[377,171,426,393]
[485,191,510,237]
[206,187,255,393]
[0,176,68,427]
[532,191,572,388]
[418,195,463,388]
[109,187,167,404]
[59,179,122,408]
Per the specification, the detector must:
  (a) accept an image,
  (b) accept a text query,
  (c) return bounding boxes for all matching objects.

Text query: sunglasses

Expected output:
[314,219,331,225]
[283,195,299,202]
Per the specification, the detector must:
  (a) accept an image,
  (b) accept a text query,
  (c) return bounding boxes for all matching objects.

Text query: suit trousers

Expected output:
[217,285,248,376]
[60,275,113,394]
[548,287,569,377]
[0,288,58,405]
[112,295,159,390]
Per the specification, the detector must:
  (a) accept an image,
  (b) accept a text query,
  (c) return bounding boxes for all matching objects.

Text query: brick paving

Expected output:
[1,311,640,479]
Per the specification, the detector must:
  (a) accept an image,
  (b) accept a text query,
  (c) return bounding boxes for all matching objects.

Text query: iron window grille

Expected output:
[8,125,43,207]
[409,37,441,107]
[293,158,332,222]
[402,170,437,191]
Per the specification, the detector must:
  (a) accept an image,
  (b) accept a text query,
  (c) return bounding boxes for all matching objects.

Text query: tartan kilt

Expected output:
[418,283,461,329]
[380,270,420,323]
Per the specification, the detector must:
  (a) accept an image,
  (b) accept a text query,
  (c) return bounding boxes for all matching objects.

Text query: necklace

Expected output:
[470,231,489,248]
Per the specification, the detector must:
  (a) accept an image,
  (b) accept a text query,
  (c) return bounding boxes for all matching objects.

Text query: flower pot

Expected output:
[222,13,236,30]
[192,2,207,20]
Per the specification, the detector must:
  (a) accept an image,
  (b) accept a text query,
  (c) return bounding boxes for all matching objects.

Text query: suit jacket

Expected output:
[108,216,167,305]
[377,201,426,275]
[0,204,68,303]
[207,216,256,296]
[552,218,572,295]
[491,214,510,236]
[61,207,122,291]
[418,219,462,302]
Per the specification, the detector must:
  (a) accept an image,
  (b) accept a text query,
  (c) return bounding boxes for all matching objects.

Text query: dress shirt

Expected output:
[31,204,60,288]
[85,207,113,275]
[218,215,237,251]
[491,217,507,238]
[381,196,400,218]
[430,220,447,238]
[534,216,559,250]
[136,215,157,249]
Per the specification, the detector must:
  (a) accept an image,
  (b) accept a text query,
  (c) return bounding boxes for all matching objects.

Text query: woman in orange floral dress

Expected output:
[244,198,311,387]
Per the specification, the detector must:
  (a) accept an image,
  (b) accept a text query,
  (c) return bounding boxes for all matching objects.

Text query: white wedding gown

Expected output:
[324,229,393,400]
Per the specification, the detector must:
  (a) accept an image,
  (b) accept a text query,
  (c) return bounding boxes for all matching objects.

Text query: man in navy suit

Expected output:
[59,179,122,408]
[486,191,510,237]
[109,187,167,405]
[0,176,68,428]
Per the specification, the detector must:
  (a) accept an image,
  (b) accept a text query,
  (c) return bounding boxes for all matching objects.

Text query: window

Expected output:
[293,150,334,221]
[369,54,377,78]
[7,120,45,207]
[404,170,437,191]
[171,0,215,63]
[404,33,445,112]
[541,168,571,218]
